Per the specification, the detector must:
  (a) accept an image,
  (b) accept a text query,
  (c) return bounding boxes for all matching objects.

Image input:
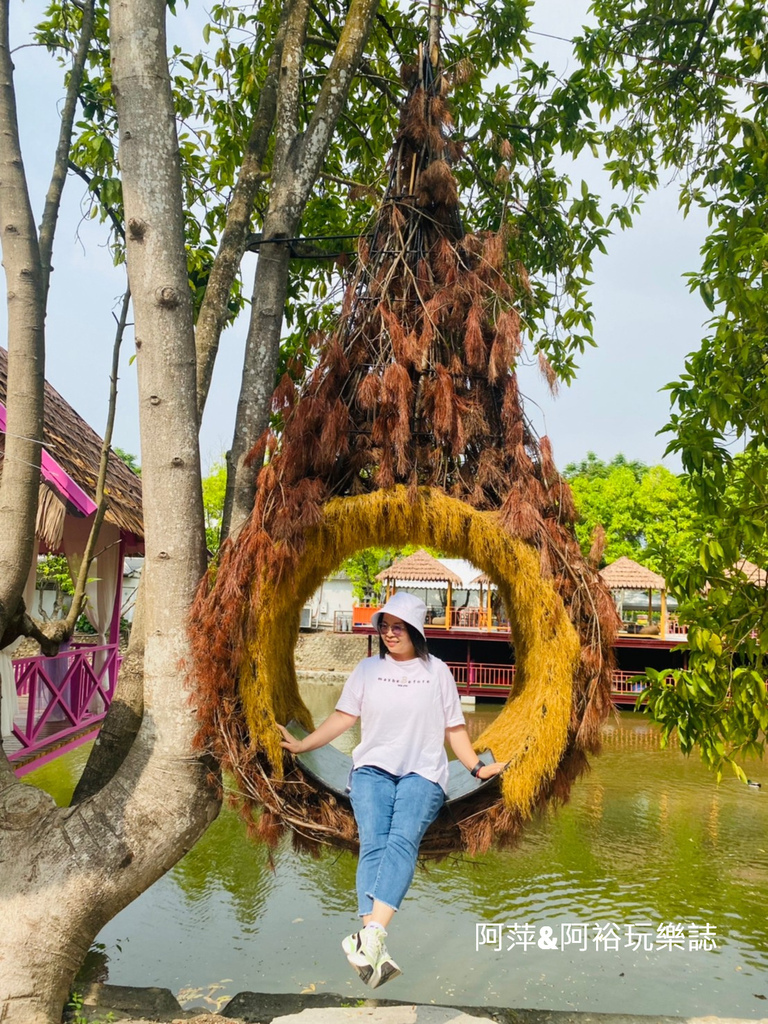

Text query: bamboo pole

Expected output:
[428,0,441,71]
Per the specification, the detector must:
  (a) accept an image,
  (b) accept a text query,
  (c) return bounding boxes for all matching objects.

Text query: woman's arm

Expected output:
[445,724,507,780]
[277,710,358,755]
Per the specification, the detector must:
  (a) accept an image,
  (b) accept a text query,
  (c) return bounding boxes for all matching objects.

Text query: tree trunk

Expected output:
[223,0,381,538]
[0,0,219,1018]
[0,0,45,648]
[70,574,145,804]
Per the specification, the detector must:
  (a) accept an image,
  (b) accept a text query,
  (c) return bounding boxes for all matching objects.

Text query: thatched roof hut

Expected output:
[599,556,666,634]
[599,556,665,592]
[0,346,143,555]
[376,549,462,586]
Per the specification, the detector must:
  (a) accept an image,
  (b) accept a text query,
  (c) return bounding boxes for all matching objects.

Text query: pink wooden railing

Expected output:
[448,661,516,691]
[10,644,119,772]
[449,663,666,702]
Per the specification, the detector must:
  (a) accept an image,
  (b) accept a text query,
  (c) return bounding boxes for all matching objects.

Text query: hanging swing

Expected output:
[189,44,619,859]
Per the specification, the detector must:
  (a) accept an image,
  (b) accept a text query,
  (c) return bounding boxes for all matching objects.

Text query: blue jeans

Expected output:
[349,766,445,916]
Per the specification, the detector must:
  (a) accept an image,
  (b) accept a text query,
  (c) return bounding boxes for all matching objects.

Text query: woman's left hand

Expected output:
[476,761,508,780]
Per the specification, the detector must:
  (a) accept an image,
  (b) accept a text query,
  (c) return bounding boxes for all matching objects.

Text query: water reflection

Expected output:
[25,681,768,1016]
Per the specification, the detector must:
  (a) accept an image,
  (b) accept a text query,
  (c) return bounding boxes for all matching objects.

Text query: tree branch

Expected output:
[194,4,291,420]
[61,286,131,636]
[223,0,381,538]
[68,159,126,239]
[38,0,96,301]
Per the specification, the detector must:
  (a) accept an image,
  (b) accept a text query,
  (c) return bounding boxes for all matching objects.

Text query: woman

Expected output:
[278,590,506,989]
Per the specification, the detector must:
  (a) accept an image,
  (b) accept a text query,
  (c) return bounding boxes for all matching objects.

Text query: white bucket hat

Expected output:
[371,592,428,639]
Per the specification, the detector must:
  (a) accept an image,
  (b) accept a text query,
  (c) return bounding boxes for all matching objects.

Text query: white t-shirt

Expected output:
[335,654,465,793]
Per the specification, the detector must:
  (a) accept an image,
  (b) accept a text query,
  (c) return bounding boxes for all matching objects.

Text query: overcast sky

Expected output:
[4,0,708,475]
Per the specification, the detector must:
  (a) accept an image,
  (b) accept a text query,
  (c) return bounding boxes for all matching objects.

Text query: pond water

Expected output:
[27,681,768,1018]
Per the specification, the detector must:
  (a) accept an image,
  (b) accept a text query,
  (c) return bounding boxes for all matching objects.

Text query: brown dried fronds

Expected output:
[448,353,464,377]
[452,57,475,85]
[500,492,543,541]
[416,160,458,209]
[538,435,558,488]
[461,396,489,442]
[433,237,458,283]
[400,62,419,87]
[476,448,507,494]
[426,123,446,156]
[357,372,381,411]
[272,373,296,414]
[402,87,428,146]
[432,365,455,439]
[429,93,452,128]
[554,479,576,523]
[515,260,532,295]
[416,258,434,297]
[482,232,505,272]
[380,304,412,366]
[538,352,560,395]
[588,524,606,569]
[464,304,486,370]
[381,361,413,411]
[245,430,270,470]
[317,401,351,471]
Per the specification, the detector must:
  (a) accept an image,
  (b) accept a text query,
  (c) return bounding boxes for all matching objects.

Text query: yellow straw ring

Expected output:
[240,486,580,820]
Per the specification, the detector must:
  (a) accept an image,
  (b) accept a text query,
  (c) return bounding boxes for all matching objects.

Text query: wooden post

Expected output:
[486,584,492,630]
[660,589,667,638]
[107,536,127,693]
[445,582,452,630]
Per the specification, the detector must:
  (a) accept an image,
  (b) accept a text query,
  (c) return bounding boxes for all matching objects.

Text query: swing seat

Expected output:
[286,722,499,804]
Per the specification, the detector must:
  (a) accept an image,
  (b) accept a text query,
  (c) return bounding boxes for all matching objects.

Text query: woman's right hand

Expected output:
[277,723,305,754]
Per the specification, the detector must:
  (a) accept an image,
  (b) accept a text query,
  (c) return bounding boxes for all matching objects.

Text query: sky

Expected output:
[3,0,709,475]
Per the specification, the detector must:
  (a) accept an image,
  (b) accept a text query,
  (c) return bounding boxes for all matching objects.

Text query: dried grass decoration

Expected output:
[190,52,619,858]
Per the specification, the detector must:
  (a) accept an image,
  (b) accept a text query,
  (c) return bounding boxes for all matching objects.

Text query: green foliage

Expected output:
[202,460,227,554]
[32,0,635,389]
[37,554,74,596]
[65,991,114,1024]
[573,1,768,770]
[342,547,398,603]
[112,447,140,475]
[565,454,698,570]
[563,451,647,483]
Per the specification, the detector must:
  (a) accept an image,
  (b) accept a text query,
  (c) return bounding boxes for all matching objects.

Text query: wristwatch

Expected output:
[470,760,484,778]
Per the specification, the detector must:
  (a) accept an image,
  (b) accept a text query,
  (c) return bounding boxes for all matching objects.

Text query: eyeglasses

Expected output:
[378,621,406,637]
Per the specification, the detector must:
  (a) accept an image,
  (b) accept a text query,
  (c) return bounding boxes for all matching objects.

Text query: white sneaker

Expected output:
[342,926,402,988]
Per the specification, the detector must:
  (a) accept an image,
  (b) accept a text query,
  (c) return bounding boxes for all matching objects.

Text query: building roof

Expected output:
[731,559,767,586]
[438,558,487,589]
[0,346,143,547]
[376,549,463,586]
[599,555,666,591]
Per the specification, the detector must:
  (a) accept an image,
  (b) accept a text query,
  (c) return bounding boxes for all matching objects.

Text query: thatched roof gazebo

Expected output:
[0,346,144,555]
[599,556,667,634]
[376,549,462,627]
[0,345,144,745]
